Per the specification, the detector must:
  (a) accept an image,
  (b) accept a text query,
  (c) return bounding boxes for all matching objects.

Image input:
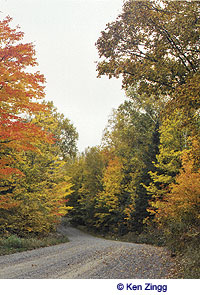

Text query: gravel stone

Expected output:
[0,226,175,279]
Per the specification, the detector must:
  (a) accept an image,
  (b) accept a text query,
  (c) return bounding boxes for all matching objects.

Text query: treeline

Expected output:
[66,0,200,278]
[0,17,78,236]
[67,93,200,238]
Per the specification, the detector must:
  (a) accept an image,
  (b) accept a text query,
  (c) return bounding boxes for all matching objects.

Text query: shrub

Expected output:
[3,235,23,248]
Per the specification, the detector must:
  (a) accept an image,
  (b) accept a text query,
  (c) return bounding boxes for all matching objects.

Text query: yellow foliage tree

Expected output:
[153,138,200,244]
[0,104,75,236]
[146,110,189,219]
[95,155,135,233]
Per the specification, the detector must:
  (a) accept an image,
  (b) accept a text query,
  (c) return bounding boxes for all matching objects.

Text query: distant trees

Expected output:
[66,147,104,228]
[66,96,160,234]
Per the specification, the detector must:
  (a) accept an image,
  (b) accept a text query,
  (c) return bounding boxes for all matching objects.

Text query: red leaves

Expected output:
[0,17,53,184]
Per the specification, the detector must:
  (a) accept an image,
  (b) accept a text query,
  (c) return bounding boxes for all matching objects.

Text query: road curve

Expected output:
[0,226,175,279]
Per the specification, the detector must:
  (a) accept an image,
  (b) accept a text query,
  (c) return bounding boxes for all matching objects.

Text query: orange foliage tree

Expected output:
[0,17,53,210]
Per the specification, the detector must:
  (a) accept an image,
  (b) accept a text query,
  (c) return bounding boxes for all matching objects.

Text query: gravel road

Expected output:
[0,226,175,279]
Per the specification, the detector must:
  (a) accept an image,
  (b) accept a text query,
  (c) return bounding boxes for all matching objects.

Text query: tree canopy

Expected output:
[96,0,200,100]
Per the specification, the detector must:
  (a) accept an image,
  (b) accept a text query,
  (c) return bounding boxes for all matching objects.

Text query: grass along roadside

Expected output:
[0,232,69,256]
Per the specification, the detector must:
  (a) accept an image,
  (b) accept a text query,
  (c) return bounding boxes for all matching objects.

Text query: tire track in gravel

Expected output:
[0,226,175,279]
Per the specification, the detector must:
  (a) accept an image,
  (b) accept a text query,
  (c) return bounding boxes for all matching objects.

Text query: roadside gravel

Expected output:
[0,226,175,279]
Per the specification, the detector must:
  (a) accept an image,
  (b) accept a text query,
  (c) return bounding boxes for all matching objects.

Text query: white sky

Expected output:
[0,0,126,152]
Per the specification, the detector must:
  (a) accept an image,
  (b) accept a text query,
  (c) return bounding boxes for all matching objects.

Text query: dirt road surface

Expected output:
[0,226,175,279]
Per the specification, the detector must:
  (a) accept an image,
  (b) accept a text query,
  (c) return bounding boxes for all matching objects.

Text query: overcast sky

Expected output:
[0,0,126,152]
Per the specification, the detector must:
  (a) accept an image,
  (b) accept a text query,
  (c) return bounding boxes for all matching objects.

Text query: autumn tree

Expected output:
[146,110,190,220]
[0,101,77,235]
[93,1,199,275]
[96,0,200,99]
[64,155,85,225]
[0,16,53,213]
[156,141,200,230]
[96,0,199,233]
[32,101,78,160]
[102,95,161,231]
[0,17,78,236]
[95,155,124,232]
[65,147,105,228]
[151,138,200,266]
[94,152,136,234]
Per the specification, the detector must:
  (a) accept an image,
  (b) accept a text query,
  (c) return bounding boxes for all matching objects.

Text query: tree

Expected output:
[0,103,76,236]
[95,155,125,232]
[64,155,85,225]
[96,1,200,99]
[152,138,200,260]
[0,18,78,235]
[146,110,190,220]
[67,147,105,228]
[32,101,78,160]
[0,16,53,212]
[133,120,160,232]
[102,97,160,231]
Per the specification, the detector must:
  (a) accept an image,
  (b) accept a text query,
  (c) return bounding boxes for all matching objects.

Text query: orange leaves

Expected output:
[0,167,24,177]
[0,16,53,174]
[166,151,200,220]
[0,16,46,107]
[0,16,24,44]
[0,119,54,153]
[0,16,77,236]
[0,16,55,216]
[0,195,20,210]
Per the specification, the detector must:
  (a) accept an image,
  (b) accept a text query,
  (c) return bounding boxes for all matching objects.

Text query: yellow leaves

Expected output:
[0,106,75,235]
[93,153,136,231]
[151,138,200,230]
[102,157,123,193]
[96,156,123,210]
[0,18,78,236]
[123,204,135,221]
[145,109,189,220]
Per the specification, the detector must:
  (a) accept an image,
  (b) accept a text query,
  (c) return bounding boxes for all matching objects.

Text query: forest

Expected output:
[0,1,199,278]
